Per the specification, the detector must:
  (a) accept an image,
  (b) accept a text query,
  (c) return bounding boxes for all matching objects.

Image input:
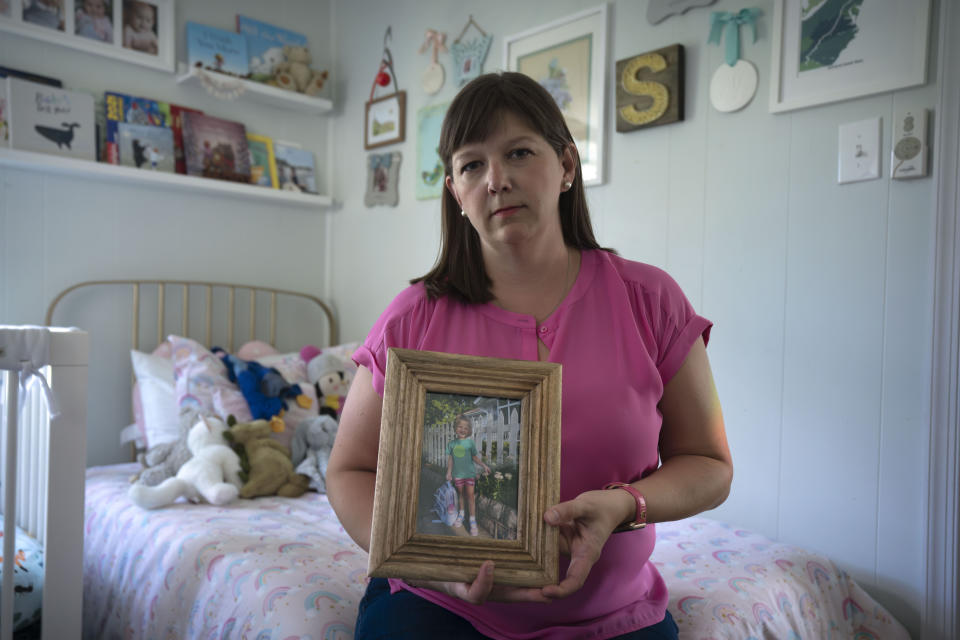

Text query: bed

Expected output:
[43,280,911,640]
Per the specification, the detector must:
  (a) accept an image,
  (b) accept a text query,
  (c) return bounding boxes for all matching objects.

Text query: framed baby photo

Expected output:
[364,90,405,150]
[504,4,608,186]
[0,0,174,73]
[368,348,562,587]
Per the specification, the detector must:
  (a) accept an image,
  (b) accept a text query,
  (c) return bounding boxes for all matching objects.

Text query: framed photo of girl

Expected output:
[0,0,174,73]
[368,348,562,586]
[504,4,608,186]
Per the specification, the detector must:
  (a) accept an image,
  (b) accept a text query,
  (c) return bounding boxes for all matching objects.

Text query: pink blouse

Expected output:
[353,249,712,639]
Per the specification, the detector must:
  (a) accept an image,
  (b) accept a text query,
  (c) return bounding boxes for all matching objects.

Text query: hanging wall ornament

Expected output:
[451,15,492,87]
[419,29,449,95]
[647,0,718,25]
[365,151,402,207]
[365,27,407,150]
[707,8,762,113]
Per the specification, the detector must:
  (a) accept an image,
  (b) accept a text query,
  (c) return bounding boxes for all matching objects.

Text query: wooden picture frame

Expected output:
[504,4,608,186]
[368,348,562,586]
[364,90,406,150]
[769,0,931,113]
[0,0,175,73]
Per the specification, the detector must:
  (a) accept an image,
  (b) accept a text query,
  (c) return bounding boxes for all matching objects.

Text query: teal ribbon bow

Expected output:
[709,8,762,66]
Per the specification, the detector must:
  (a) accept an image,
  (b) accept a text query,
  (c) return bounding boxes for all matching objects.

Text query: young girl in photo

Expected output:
[445,415,491,536]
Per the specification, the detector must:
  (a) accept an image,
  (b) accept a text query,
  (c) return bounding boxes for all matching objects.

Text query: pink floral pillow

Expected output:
[168,335,240,421]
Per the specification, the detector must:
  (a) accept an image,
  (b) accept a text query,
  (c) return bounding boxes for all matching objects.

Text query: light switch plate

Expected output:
[838,117,881,184]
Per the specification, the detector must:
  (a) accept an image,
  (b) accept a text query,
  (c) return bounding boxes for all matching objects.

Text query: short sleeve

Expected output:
[628,266,712,386]
[352,284,433,397]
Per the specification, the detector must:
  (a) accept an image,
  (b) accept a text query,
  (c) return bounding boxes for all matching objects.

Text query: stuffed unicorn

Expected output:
[128,416,243,509]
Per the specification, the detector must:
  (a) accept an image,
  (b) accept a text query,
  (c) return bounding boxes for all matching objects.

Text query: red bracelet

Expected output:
[603,482,647,532]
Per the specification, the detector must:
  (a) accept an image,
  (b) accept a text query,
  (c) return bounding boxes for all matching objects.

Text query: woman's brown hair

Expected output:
[411,72,612,303]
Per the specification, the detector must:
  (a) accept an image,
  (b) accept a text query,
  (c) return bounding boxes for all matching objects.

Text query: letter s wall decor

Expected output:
[615,44,684,133]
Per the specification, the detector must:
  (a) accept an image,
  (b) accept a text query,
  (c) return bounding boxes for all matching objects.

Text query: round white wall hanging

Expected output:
[709,59,758,112]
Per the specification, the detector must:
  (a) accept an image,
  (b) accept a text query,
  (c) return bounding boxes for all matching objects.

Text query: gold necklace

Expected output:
[536,248,572,324]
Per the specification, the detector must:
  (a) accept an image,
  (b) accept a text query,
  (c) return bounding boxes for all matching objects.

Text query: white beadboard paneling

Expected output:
[779,98,891,581]
[699,44,792,537]
[875,88,939,633]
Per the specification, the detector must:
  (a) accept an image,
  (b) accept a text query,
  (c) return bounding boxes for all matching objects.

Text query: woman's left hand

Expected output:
[540,490,627,599]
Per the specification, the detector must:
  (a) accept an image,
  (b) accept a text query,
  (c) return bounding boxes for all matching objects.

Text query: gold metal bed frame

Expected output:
[45,279,338,350]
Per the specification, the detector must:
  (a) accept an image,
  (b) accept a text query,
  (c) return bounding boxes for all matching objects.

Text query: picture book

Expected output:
[0,80,8,145]
[246,133,278,188]
[181,111,251,182]
[118,122,175,173]
[273,141,317,194]
[235,15,307,81]
[6,77,96,160]
[0,66,62,87]
[158,103,202,174]
[186,22,249,77]
[103,91,169,164]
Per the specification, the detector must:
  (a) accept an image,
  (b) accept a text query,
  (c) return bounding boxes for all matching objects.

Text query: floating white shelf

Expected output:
[0,148,333,208]
[174,69,333,115]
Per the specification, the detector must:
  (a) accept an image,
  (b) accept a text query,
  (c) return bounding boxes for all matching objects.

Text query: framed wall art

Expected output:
[415,102,446,200]
[504,4,608,186]
[615,44,684,132]
[368,348,562,586]
[0,0,175,73]
[364,91,405,150]
[769,0,931,113]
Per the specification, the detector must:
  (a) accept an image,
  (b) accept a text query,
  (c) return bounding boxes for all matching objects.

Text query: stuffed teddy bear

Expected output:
[128,416,242,509]
[273,45,329,96]
[222,419,310,499]
[300,346,354,419]
[290,414,338,493]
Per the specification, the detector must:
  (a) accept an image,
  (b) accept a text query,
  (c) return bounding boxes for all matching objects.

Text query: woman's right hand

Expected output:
[408,561,553,605]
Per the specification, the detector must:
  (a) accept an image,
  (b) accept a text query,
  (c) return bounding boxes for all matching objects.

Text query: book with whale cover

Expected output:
[5,76,95,160]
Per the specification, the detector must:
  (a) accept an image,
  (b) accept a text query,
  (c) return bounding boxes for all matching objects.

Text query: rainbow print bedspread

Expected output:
[651,517,911,639]
[83,464,367,640]
[84,464,910,639]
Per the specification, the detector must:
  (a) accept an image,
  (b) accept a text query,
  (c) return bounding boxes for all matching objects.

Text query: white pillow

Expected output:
[130,349,179,447]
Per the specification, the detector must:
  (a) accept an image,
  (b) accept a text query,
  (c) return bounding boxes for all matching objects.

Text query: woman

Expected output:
[327,72,733,640]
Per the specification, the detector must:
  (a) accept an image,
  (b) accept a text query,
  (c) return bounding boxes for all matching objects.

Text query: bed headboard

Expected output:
[44,279,339,467]
[45,279,338,351]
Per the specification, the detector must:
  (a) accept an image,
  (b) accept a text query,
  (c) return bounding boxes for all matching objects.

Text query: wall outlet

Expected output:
[891,108,928,179]
[838,117,881,184]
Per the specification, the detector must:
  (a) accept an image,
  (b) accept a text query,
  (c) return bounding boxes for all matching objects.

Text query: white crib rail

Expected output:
[0,328,88,640]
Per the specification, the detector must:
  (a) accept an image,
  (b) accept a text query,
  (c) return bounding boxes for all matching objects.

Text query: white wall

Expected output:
[0,0,334,466]
[327,0,941,636]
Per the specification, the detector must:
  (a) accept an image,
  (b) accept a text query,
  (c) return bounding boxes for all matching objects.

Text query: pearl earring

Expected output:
[563,181,573,190]
[461,210,467,217]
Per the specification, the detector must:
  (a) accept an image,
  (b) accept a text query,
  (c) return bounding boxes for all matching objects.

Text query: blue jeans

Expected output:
[355,578,679,640]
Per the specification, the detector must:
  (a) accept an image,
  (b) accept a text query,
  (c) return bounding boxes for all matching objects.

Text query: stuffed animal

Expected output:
[132,436,192,487]
[213,347,309,431]
[222,419,310,499]
[300,346,354,419]
[290,415,338,493]
[272,45,329,96]
[128,416,242,509]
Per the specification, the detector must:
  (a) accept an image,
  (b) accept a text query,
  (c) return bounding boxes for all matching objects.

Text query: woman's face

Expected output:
[446,111,574,254]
